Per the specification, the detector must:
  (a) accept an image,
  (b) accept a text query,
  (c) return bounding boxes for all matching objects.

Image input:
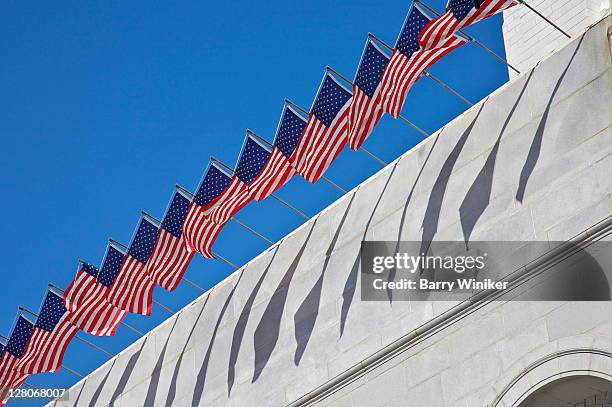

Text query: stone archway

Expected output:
[519,375,612,406]
[491,349,612,406]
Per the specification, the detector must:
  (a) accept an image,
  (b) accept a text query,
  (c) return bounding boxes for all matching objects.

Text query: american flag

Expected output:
[16,291,78,374]
[66,245,127,336]
[183,163,232,258]
[189,161,251,225]
[64,261,100,312]
[206,170,251,225]
[348,40,390,150]
[379,4,466,118]
[246,106,306,201]
[0,317,32,403]
[194,138,267,225]
[291,74,352,183]
[419,0,516,50]
[238,134,294,203]
[108,217,158,315]
[147,189,195,291]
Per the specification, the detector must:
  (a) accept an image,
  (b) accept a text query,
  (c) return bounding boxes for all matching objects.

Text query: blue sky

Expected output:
[0,0,510,402]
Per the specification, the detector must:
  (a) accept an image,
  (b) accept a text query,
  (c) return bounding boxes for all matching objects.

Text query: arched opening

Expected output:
[519,375,612,407]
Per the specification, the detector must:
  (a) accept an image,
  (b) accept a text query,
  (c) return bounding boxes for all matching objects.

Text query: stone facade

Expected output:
[502,0,611,77]
[48,13,612,407]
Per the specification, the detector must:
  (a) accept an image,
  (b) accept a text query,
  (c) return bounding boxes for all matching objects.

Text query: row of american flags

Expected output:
[0,0,516,403]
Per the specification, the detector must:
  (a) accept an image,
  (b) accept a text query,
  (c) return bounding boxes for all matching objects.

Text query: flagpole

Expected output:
[181,277,207,293]
[271,193,311,220]
[246,129,348,194]
[152,300,174,314]
[360,147,387,166]
[48,283,145,337]
[109,238,128,250]
[284,99,387,166]
[317,175,348,194]
[212,252,240,269]
[516,0,571,38]
[368,32,474,107]
[18,307,114,357]
[231,217,275,245]
[414,0,522,74]
[211,156,311,220]
[140,210,160,226]
[61,365,85,379]
[176,184,276,244]
[325,66,431,138]
[421,71,474,106]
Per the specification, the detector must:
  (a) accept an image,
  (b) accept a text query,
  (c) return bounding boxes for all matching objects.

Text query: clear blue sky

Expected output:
[0,0,509,402]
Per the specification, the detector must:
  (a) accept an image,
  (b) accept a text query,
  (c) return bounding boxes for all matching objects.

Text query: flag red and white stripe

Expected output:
[148,230,194,291]
[68,293,126,336]
[65,268,126,337]
[183,207,224,258]
[64,266,126,336]
[15,318,77,374]
[379,35,466,117]
[419,0,516,50]
[0,353,28,404]
[203,177,251,224]
[291,106,350,183]
[108,256,155,316]
[248,147,296,201]
[348,85,384,150]
[64,266,102,313]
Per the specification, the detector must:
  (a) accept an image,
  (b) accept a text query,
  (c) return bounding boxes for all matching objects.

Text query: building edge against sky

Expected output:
[502,0,611,76]
[46,3,612,407]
